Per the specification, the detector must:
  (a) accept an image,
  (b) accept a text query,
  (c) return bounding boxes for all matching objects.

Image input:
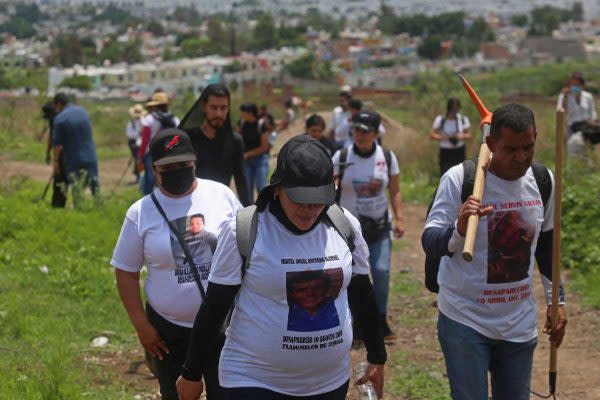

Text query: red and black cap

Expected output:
[150,128,196,166]
[263,135,335,205]
[351,109,381,132]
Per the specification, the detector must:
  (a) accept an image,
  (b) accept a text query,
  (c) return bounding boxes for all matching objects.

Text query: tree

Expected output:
[51,34,84,67]
[417,35,443,60]
[2,17,35,39]
[528,6,573,36]
[0,67,12,89]
[59,75,93,92]
[147,21,165,36]
[467,17,495,41]
[572,2,584,22]
[511,14,529,27]
[252,13,277,51]
[180,37,210,58]
[99,40,142,64]
[285,53,315,79]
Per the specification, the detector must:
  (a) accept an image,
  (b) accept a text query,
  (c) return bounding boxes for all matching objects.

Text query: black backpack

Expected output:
[424,159,552,293]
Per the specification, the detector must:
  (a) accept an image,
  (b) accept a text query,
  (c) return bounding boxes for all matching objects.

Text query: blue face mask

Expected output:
[570,85,582,94]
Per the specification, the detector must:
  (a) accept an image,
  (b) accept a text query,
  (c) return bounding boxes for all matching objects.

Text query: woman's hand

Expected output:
[176,376,204,400]
[393,220,405,239]
[356,363,385,399]
[136,321,169,360]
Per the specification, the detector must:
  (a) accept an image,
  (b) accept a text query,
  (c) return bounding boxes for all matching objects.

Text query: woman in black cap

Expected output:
[111,128,242,400]
[332,109,405,345]
[176,135,386,400]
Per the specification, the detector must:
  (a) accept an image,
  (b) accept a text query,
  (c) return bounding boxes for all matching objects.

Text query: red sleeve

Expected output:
[138,126,151,160]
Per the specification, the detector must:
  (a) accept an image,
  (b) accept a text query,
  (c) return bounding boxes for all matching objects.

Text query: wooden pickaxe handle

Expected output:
[459,75,493,262]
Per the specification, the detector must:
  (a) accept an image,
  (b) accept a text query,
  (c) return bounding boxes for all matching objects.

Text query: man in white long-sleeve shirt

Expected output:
[557,72,599,144]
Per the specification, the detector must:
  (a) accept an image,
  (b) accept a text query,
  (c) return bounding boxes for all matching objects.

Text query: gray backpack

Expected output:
[235,204,356,276]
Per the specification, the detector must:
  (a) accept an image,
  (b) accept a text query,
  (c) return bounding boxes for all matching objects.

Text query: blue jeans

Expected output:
[367,232,391,315]
[142,152,156,195]
[244,153,269,202]
[437,312,537,400]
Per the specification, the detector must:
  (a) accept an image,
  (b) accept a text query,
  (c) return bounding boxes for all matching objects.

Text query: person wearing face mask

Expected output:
[111,128,242,400]
[557,72,600,145]
[176,135,386,400]
[430,98,472,176]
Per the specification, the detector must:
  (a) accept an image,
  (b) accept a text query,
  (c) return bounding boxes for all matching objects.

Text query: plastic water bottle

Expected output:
[353,361,378,400]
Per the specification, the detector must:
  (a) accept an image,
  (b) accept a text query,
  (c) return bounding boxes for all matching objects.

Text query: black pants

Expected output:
[571,121,600,144]
[51,153,67,208]
[128,138,140,180]
[439,146,466,176]
[223,380,349,400]
[146,304,224,400]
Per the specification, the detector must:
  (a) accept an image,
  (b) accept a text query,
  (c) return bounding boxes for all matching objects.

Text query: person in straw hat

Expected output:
[137,91,180,195]
[127,104,146,184]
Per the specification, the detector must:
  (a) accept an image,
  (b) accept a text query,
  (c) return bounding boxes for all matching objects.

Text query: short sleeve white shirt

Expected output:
[432,113,471,149]
[331,106,350,142]
[425,164,555,342]
[210,208,370,396]
[111,179,242,327]
[332,145,400,220]
[557,91,598,127]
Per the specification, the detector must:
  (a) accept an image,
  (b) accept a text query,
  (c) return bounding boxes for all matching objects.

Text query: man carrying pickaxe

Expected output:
[422,77,567,400]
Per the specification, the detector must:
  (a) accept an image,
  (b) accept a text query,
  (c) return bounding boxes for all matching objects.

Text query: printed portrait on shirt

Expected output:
[487,209,535,284]
[170,213,218,284]
[286,268,343,332]
[351,178,384,198]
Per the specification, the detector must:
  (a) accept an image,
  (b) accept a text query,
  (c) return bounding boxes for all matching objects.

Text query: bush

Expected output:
[59,76,93,92]
[562,160,600,308]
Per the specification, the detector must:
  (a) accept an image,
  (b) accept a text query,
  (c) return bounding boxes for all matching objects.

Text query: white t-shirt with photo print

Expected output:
[425,164,555,342]
[432,113,471,149]
[332,145,400,220]
[111,178,242,328]
[209,208,370,396]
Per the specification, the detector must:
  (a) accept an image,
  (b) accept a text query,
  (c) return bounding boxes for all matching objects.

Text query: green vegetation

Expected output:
[528,5,581,36]
[0,3,45,39]
[562,158,600,308]
[59,76,93,92]
[285,53,334,81]
[379,10,494,60]
[0,179,143,399]
[0,67,48,92]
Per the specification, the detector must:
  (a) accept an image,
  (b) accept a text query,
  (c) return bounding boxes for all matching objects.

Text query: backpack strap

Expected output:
[461,158,477,203]
[383,147,393,177]
[235,205,258,278]
[151,193,206,300]
[335,147,349,204]
[531,162,552,212]
[440,117,446,132]
[325,204,355,259]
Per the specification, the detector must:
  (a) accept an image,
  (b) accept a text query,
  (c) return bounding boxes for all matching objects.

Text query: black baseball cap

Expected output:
[266,135,335,205]
[150,128,196,166]
[351,109,381,132]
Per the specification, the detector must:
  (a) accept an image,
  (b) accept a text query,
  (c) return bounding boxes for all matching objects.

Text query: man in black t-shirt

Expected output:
[179,84,251,206]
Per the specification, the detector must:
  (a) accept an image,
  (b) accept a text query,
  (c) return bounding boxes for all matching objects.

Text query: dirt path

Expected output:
[3,112,599,399]
[0,157,137,191]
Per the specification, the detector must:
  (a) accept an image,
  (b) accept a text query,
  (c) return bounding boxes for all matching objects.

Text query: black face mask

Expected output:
[159,167,195,195]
